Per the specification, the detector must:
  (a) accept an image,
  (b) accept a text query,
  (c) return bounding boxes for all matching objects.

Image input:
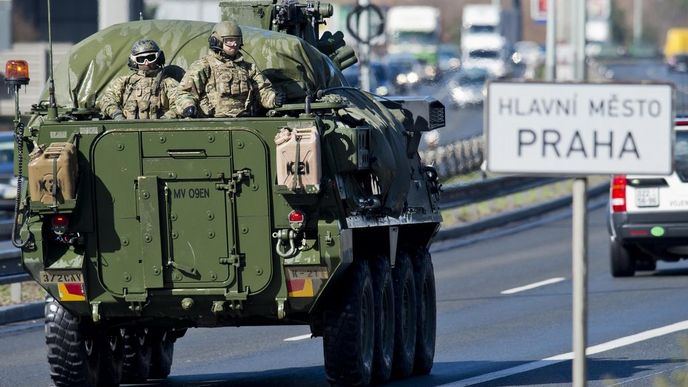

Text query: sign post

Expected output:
[572,1,587,385]
[346,2,384,92]
[486,81,673,385]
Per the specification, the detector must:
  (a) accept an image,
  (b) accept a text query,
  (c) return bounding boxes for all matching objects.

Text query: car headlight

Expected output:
[407,72,419,84]
[448,58,461,69]
[396,73,408,85]
[375,86,389,96]
[451,88,464,96]
[423,130,440,148]
[424,65,437,78]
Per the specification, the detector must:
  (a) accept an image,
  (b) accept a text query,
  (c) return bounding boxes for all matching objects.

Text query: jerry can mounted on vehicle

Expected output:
[6,52,82,249]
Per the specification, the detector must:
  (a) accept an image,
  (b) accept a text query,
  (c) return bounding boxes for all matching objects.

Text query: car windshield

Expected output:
[468,25,496,34]
[469,50,499,59]
[457,73,487,86]
[391,31,437,45]
[675,130,688,181]
[388,61,415,74]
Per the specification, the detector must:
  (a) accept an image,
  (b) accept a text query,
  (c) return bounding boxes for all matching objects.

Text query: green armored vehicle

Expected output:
[10,1,443,386]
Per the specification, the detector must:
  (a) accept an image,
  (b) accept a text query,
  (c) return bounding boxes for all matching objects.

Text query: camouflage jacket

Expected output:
[99,71,179,119]
[176,52,277,118]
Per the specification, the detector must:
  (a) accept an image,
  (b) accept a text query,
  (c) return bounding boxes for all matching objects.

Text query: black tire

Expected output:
[45,297,123,387]
[636,259,657,271]
[148,329,175,379]
[413,249,436,375]
[323,260,375,386]
[369,256,395,383]
[391,252,417,379]
[634,248,657,271]
[121,327,152,383]
[610,239,636,277]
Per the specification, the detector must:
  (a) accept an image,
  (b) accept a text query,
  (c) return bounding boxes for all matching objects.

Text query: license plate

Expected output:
[39,270,84,284]
[636,188,659,207]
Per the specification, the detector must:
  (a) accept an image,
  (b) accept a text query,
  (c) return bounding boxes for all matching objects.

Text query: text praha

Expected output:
[518,129,639,159]
[497,94,664,160]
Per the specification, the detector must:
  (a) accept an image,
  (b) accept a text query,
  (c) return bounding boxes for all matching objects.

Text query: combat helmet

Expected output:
[209,20,243,52]
[127,39,165,74]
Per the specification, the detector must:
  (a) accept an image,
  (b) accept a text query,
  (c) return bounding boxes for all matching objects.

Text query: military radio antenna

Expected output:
[46,0,58,120]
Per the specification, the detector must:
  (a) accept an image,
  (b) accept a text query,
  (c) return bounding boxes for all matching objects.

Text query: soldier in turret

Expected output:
[176,20,285,118]
[99,39,179,120]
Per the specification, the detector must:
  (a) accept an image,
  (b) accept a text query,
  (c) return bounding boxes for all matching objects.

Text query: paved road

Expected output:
[2,202,688,386]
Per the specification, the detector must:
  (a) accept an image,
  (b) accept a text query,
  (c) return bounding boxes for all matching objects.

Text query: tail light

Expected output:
[288,210,305,231]
[611,175,627,213]
[51,214,70,235]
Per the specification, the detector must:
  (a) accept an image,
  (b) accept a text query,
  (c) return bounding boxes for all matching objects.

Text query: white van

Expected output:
[461,34,509,78]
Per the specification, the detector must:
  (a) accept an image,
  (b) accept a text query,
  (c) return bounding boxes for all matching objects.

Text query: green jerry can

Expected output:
[12,1,444,386]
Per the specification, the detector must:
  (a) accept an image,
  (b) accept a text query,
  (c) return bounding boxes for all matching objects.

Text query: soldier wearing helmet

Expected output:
[99,39,179,120]
[176,20,285,118]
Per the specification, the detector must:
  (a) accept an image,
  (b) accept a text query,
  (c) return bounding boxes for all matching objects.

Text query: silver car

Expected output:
[448,68,489,108]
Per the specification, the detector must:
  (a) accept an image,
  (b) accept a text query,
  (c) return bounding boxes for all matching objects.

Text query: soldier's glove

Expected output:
[112,111,125,121]
[274,90,286,107]
[181,105,197,118]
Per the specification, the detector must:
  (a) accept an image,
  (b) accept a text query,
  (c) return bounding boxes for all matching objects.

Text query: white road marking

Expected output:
[284,333,312,342]
[500,277,566,295]
[444,319,688,386]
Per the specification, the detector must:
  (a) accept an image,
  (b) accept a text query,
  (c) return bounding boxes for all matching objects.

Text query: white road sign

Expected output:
[486,82,674,175]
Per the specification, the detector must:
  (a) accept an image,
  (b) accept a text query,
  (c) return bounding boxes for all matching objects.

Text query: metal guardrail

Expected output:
[0,247,23,285]
[419,136,483,178]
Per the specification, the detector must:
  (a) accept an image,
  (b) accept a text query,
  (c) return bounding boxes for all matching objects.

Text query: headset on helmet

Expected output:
[208,20,243,53]
[127,39,166,71]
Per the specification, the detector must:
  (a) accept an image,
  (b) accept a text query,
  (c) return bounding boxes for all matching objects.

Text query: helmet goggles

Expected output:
[222,36,241,46]
[133,51,160,64]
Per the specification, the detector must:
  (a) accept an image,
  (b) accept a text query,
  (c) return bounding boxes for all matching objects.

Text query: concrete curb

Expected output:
[0,301,42,325]
[0,182,610,325]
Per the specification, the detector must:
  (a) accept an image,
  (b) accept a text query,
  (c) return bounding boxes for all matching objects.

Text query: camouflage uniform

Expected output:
[100,72,179,119]
[99,39,178,120]
[176,51,278,118]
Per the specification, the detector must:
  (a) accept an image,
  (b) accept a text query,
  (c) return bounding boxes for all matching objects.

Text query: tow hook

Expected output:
[272,229,297,258]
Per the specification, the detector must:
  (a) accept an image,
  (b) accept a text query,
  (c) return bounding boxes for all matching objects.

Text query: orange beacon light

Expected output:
[5,60,30,86]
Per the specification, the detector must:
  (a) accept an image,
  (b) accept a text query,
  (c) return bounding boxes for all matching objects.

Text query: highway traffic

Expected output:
[2,201,688,386]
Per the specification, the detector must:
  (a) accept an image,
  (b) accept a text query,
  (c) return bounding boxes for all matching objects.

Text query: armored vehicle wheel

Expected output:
[323,260,375,386]
[610,239,636,277]
[45,297,123,387]
[413,248,436,375]
[391,252,417,379]
[148,329,175,379]
[369,256,395,383]
[121,327,152,383]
